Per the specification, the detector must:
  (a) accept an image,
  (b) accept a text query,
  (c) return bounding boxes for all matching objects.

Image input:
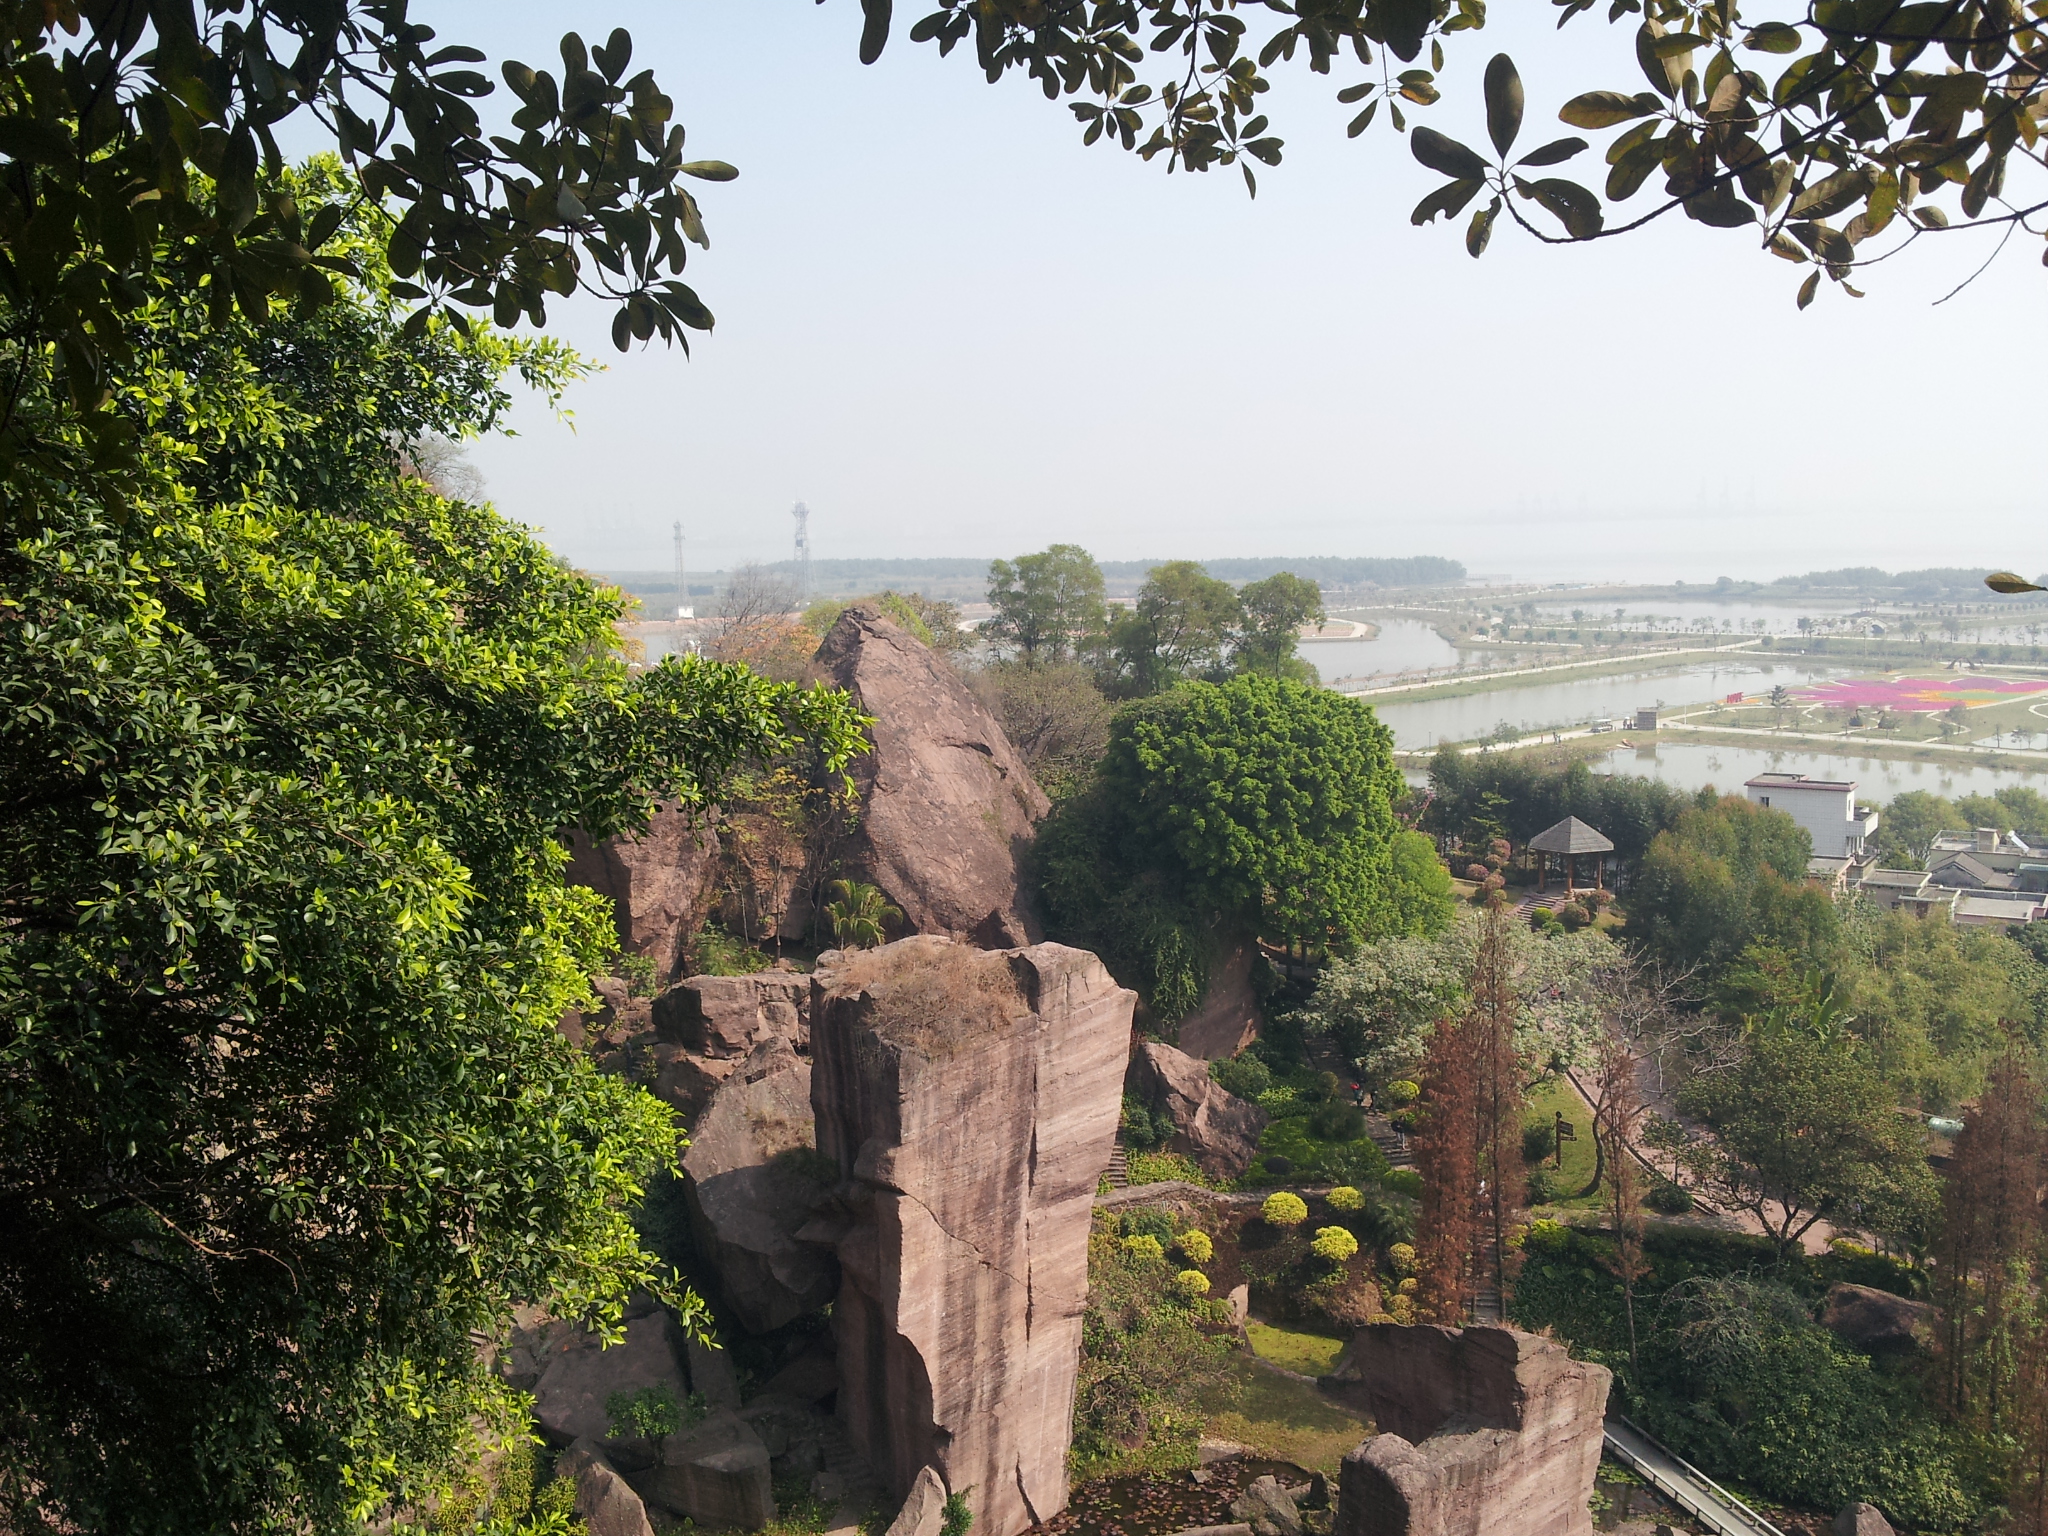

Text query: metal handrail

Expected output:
[1604,1414,1787,1536]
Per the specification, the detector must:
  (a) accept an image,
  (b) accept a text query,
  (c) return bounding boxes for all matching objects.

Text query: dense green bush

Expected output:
[1211,1053,1273,1102]
[1262,1192,1309,1228]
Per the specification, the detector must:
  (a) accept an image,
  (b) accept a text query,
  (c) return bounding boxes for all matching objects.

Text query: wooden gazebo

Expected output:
[1529,815,1615,893]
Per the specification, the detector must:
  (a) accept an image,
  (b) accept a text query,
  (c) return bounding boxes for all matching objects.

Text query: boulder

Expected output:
[656,972,812,1059]
[809,937,1132,1536]
[681,1036,838,1335]
[495,1304,571,1393]
[886,1465,949,1536]
[1232,1476,1303,1536]
[1821,1284,1936,1356]
[1127,1042,1269,1180]
[557,1439,658,1536]
[627,1408,775,1529]
[1328,1324,1611,1536]
[565,805,720,985]
[1174,937,1262,1060]
[1835,1502,1897,1536]
[532,1312,691,1449]
[686,1334,743,1410]
[814,607,1048,947]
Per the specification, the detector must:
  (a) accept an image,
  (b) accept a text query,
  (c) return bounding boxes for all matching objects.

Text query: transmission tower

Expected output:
[672,520,688,619]
[791,501,811,601]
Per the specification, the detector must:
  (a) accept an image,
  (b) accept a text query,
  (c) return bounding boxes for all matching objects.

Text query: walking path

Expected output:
[1660,708,2048,761]
[1603,1416,1786,1536]
[1337,639,1764,699]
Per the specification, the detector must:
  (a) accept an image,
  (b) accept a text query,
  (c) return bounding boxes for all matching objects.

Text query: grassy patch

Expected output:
[1245,1323,1347,1377]
[1524,1077,1601,1210]
[1201,1359,1372,1478]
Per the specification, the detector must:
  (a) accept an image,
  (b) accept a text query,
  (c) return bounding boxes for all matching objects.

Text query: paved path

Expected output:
[1603,1416,1786,1536]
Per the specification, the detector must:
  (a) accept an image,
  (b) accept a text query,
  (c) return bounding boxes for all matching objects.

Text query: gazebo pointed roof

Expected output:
[1528,815,1615,855]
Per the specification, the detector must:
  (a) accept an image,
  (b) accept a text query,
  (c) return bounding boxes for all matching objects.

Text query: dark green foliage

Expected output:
[1210,1054,1273,1102]
[1645,1180,1694,1215]
[1512,1223,1976,1529]
[941,1491,975,1536]
[1629,796,1837,971]
[0,192,866,1531]
[1426,752,1687,863]
[985,545,1107,664]
[1523,1120,1556,1166]
[1235,572,1325,680]
[1121,1094,1174,1152]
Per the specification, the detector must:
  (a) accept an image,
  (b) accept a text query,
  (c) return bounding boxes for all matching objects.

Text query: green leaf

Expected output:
[1516,136,1587,167]
[1522,177,1604,237]
[679,161,740,182]
[1789,166,1871,220]
[1347,101,1380,137]
[1484,54,1524,157]
[1467,196,1501,257]
[1338,82,1376,104]
[1743,22,1804,53]
[1410,126,1490,180]
[1796,269,1820,308]
[1559,90,1659,128]
[859,0,893,65]
[1412,177,1486,225]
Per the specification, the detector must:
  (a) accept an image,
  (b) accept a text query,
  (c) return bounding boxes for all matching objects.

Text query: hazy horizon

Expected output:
[425,1,2044,589]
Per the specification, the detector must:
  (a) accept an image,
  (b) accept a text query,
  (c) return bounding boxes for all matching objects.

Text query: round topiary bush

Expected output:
[1262,1191,1309,1228]
[1557,901,1590,930]
[1388,1241,1417,1276]
[1174,1269,1212,1299]
[1120,1234,1166,1261]
[1397,1276,1418,1296]
[1311,1226,1360,1263]
[1326,1186,1365,1212]
[1175,1229,1214,1265]
[1385,1080,1420,1106]
[1647,1180,1694,1215]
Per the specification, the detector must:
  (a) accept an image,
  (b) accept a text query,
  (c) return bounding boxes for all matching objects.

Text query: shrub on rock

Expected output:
[1262,1192,1309,1228]
[1312,1227,1360,1263]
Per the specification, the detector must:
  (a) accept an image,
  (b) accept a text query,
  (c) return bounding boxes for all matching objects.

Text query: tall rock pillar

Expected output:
[806,937,1131,1536]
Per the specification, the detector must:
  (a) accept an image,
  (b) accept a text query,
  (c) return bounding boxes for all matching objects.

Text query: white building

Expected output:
[1745,772,1880,860]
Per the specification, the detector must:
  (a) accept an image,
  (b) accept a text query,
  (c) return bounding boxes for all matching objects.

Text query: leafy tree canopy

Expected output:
[1038,675,1449,1017]
[0,168,866,1532]
[1628,793,1838,970]
[986,543,1109,664]
[1236,571,1326,681]
[1425,749,1690,862]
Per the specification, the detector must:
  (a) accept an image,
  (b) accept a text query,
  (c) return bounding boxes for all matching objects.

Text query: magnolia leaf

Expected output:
[1410,126,1490,180]
[1484,54,1524,156]
[1743,22,1804,52]
[1467,196,1501,257]
[1796,269,1820,308]
[1789,166,1870,219]
[1517,136,1588,167]
[1525,177,1604,237]
[1986,573,2047,595]
[859,0,893,65]
[1412,177,1486,224]
[1560,90,1658,128]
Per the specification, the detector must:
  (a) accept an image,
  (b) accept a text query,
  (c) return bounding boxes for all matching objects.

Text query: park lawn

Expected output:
[1525,1076,1602,1210]
[1246,1322,1347,1376]
[1203,1358,1372,1477]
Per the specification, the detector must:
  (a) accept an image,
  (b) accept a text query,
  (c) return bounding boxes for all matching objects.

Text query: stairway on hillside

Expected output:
[1102,1143,1129,1188]
[1365,1115,1413,1170]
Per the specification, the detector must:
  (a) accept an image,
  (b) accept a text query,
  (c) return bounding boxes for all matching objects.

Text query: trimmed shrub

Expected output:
[1646,1180,1694,1215]
[1385,1080,1420,1105]
[1382,1168,1423,1199]
[1523,1120,1555,1165]
[1120,1234,1166,1262]
[1388,1242,1418,1276]
[1312,1227,1360,1263]
[1262,1191,1309,1228]
[1175,1229,1214,1265]
[1326,1186,1366,1212]
[1174,1269,1212,1299]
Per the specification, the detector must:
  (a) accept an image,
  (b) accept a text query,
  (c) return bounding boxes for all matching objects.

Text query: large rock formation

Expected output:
[532,1309,693,1449]
[647,970,812,1123]
[814,608,1048,947]
[626,1408,776,1529]
[803,936,1132,1536]
[1325,1324,1611,1536]
[557,1439,659,1536]
[681,1035,839,1334]
[1175,937,1262,1059]
[1127,1041,1269,1180]
[565,804,720,985]
[1821,1283,1937,1356]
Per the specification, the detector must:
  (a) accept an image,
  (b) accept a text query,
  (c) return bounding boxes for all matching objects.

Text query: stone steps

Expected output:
[1364,1115,1413,1170]
[1103,1142,1130,1188]
[1470,1285,1504,1325]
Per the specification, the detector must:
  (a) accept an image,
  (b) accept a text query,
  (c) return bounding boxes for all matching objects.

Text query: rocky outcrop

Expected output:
[814,608,1048,947]
[532,1310,692,1449]
[1821,1283,1936,1356]
[565,805,719,985]
[647,970,812,1123]
[1175,937,1262,1059]
[557,1439,659,1536]
[885,1465,949,1536]
[1326,1324,1611,1536]
[804,937,1132,1536]
[681,1036,839,1334]
[626,1408,775,1529]
[1127,1041,1269,1180]
[1836,1502,1896,1536]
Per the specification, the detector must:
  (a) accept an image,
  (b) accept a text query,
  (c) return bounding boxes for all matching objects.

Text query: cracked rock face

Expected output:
[814,607,1049,947]
[649,971,814,1124]
[806,936,1133,1536]
[1327,1324,1610,1536]
[565,805,720,986]
[1127,1041,1269,1180]
[681,1036,839,1335]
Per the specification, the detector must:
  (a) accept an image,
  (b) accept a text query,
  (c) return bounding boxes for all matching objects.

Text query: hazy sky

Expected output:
[424,1,2043,585]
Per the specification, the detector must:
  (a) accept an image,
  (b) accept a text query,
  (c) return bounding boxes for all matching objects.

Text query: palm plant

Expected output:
[825,879,901,950]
